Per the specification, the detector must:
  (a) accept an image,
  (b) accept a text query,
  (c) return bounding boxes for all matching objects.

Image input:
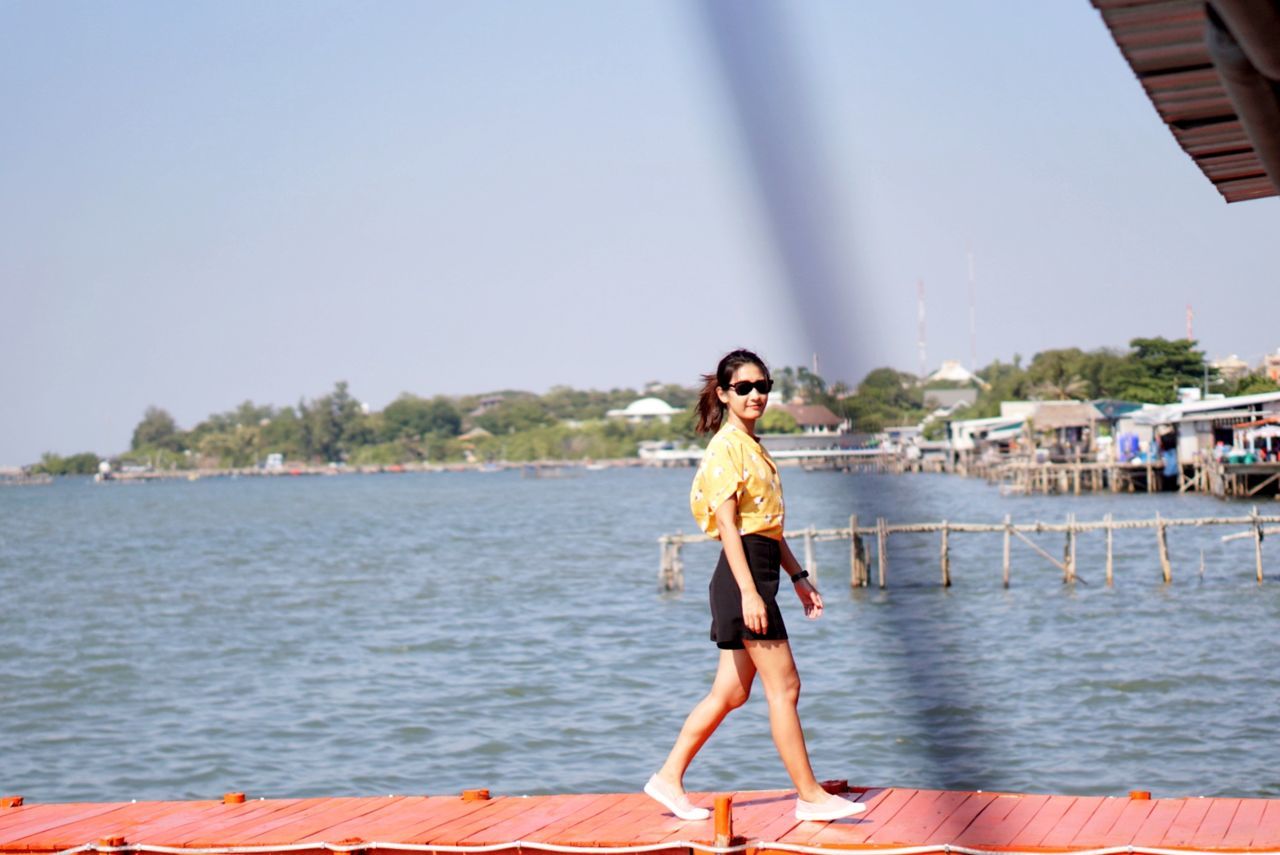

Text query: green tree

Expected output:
[776,366,797,402]
[475,396,555,434]
[840,368,924,432]
[300,381,365,462]
[1228,371,1280,397]
[1113,337,1215,403]
[795,365,828,401]
[33,452,100,475]
[132,406,181,451]
[1027,349,1089,400]
[382,395,461,440]
[198,425,262,468]
[759,409,800,434]
[260,406,305,458]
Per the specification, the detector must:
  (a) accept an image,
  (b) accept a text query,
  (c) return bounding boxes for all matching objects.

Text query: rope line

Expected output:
[51,840,1280,855]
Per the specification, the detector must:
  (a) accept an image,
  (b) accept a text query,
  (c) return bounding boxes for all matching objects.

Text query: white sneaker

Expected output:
[795,793,866,822]
[644,774,710,821]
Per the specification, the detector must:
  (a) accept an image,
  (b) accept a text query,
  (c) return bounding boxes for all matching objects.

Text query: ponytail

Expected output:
[695,373,725,434]
[694,348,770,435]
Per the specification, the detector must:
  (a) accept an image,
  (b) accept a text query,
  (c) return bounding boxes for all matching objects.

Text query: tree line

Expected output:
[30,337,1278,472]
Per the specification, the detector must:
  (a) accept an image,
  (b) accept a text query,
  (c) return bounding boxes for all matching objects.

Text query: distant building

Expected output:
[927,360,976,384]
[923,387,978,410]
[1211,354,1251,383]
[1121,389,1280,463]
[468,395,505,419]
[606,397,684,424]
[773,403,847,435]
[1265,349,1280,383]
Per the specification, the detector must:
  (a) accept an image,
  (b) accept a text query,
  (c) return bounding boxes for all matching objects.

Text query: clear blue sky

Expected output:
[2,1,1276,465]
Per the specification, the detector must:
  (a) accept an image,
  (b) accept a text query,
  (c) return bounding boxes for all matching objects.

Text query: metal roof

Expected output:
[1091,0,1278,202]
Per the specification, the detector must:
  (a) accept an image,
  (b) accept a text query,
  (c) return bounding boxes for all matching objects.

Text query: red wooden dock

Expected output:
[2,786,1278,855]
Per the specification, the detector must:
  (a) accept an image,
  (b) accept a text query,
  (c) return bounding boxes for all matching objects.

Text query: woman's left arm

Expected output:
[779,536,823,620]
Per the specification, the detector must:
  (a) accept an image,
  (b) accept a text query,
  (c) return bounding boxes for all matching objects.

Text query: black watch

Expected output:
[789,570,809,583]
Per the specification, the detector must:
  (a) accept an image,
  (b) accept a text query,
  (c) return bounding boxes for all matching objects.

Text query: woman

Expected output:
[644,349,864,823]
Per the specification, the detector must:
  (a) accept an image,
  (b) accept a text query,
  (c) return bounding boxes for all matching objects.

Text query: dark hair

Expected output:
[695,349,771,434]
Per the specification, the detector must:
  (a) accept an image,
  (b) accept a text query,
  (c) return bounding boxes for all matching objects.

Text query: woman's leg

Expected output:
[743,639,827,802]
[654,648,756,793]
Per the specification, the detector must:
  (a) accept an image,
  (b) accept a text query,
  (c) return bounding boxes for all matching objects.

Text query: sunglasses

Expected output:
[723,379,773,396]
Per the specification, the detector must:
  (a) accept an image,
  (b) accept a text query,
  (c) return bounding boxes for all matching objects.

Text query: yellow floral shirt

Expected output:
[690,423,785,540]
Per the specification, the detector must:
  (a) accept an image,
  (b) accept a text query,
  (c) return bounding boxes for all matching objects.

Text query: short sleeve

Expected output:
[690,433,745,538]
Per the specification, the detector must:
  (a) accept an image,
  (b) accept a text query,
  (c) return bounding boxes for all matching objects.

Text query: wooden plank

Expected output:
[132,799,302,847]
[1069,796,1132,846]
[545,793,665,846]
[1161,797,1215,847]
[170,799,318,846]
[443,798,560,846]
[517,793,622,843]
[385,798,504,844]
[225,798,392,846]
[1221,799,1271,849]
[298,797,442,843]
[860,788,951,845]
[1129,798,1189,846]
[3,804,141,850]
[962,788,1054,849]
[920,792,1000,843]
[0,804,135,844]
[783,787,916,847]
[569,793,680,846]
[1092,796,1157,844]
[705,789,796,845]
[1008,795,1079,847]
[161,799,311,845]
[434,794,594,844]
[772,790,877,847]
[6,789,1280,855]
[39,801,214,846]
[1251,799,1280,848]
[884,790,975,842]
[949,793,1026,847]
[1036,796,1109,847]
[1187,798,1242,848]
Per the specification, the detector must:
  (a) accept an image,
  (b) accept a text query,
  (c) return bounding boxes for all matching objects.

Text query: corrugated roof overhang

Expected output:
[1091,0,1280,202]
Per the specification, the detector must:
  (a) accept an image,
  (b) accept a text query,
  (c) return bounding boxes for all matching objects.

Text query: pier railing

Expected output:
[658,508,1280,591]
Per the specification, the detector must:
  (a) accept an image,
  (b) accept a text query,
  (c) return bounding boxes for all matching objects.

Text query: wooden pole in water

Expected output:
[1066,513,1077,584]
[659,539,672,591]
[877,516,888,589]
[849,514,859,588]
[940,521,951,587]
[1105,513,1114,587]
[1002,514,1011,588]
[1253,505,1264,584]
[853,516,869,587]
[804,526,815,579]
[1156,512,1172,583]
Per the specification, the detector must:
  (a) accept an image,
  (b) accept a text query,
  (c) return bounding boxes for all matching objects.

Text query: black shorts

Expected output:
[709,534,788,649]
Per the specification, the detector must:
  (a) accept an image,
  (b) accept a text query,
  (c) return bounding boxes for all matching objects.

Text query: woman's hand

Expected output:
[741,590,768,634]
[795,577,824,620]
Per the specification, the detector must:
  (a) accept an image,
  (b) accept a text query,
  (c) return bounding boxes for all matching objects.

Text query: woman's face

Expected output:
[717,362,770,423]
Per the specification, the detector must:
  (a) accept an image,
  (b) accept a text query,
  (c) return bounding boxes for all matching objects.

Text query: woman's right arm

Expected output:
[715,497,767,634]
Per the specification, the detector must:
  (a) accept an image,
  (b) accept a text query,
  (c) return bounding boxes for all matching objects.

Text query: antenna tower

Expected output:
[1186,304,1194,341]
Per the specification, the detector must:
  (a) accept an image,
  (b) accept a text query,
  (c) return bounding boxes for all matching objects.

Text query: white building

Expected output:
[606,397,684,424]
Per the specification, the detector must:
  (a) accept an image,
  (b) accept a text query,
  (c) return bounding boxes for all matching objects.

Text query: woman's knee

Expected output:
[766,673,801,706]
[712,682,751,710]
